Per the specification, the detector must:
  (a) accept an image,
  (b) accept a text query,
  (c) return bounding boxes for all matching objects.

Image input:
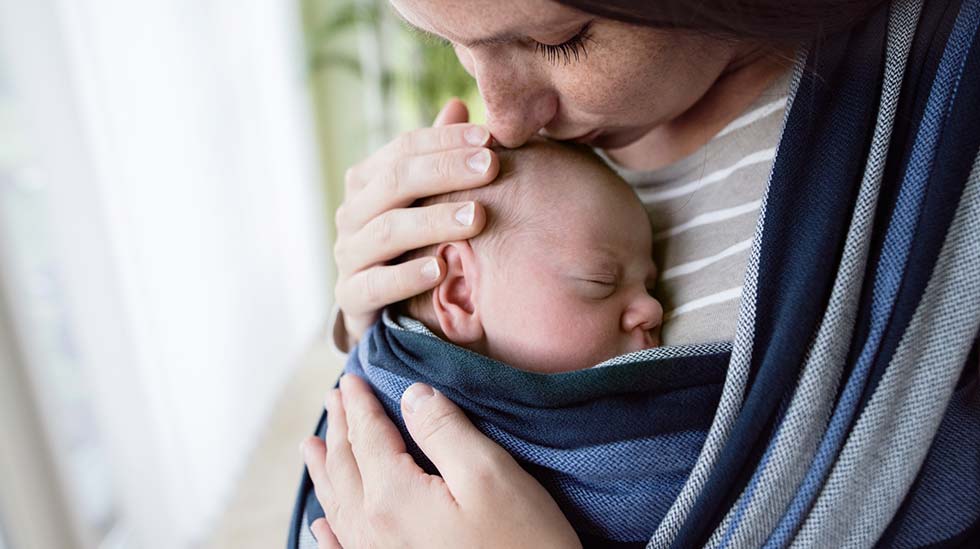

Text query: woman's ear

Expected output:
[431,241,484,344]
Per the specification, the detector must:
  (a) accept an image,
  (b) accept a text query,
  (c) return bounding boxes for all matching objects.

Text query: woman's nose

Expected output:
[622,294,664,335]
[472,55,556,148]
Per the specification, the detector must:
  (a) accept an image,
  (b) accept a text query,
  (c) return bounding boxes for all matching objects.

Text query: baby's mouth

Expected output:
[629,331,659,353]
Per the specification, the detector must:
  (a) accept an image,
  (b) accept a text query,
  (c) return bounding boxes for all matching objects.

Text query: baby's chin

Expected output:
[508,346,653,374]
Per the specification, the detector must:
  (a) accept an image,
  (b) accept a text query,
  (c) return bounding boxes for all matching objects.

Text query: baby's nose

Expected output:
[622,294,664,334]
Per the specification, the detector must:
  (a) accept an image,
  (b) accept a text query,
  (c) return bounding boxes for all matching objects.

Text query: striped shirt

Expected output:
[604,71,791,346]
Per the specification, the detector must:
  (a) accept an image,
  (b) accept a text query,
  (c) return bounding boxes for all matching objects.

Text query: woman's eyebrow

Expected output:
[397,17,518,47]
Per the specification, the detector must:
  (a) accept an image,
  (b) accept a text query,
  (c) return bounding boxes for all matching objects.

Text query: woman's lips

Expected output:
[543,128,603,145]
[569,129,602,144]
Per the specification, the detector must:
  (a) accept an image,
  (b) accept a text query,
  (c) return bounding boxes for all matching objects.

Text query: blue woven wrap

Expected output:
[347,317,730,545]
[289,0,980,546]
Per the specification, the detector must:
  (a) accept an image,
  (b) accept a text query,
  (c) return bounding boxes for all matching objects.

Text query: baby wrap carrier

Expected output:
[289,0,980,546]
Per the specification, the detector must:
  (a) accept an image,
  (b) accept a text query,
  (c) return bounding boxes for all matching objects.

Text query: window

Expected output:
[0,0,329,546]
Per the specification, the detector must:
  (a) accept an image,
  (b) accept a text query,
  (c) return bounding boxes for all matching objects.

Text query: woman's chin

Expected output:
[591,127,652,150]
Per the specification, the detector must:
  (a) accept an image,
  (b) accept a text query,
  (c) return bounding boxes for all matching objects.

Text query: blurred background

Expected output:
[0,0,478,547]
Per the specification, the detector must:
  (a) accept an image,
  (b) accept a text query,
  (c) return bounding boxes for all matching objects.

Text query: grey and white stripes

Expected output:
[606,72,791,347]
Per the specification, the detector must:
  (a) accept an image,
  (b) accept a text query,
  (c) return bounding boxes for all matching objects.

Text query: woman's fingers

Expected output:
[302,436,346,532]
[336,202,486,273]
[399,383,518,504]
[335,257,446,320]
[338,375,422,502]
[310,518,342,549]
[340,147,499,232]
[346,124,490,195]
[330,101,486,347]
[386,123,490,158]
[335,255,447,344]
[433,98,469,127]
[302,435,331,502]
[323,389,365,504]
[302,371,581,549]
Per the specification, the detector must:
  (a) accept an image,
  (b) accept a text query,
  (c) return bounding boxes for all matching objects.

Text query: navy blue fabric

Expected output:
[671,1,980,545]
[287,326,729,547]
[766,1,980,543]
[855,0,964,418]
[862,26,980,545]
[286,387,332,546]
[843,0,960,418]
[878,373,980,548]
[670,6,891,546]
[865,0,980,411]
[876,341,980,548]
[342,323,727,544]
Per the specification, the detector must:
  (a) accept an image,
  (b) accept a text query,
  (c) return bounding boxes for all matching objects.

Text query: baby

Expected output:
[293,139,675,548]
[395,137,663,372]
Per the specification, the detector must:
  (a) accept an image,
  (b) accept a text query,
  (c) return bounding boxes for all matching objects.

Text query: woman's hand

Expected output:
[334,100,496,349]
[301,374,582,549]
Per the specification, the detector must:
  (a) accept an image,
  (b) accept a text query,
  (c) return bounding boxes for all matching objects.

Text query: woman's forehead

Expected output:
[389,0,585,46]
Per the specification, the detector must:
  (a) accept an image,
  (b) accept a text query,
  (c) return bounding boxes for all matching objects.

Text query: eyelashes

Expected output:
[534,22,594,66]
[427,21,595,67]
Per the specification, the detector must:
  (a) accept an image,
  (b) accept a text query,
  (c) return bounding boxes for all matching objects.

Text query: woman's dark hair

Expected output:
[555,1,888,43]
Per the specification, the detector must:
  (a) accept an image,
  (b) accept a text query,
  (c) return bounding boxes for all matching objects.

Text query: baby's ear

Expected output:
[431,241,484,344]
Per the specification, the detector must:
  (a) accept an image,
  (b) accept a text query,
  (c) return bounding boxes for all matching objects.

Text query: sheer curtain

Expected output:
[0,0,328,547]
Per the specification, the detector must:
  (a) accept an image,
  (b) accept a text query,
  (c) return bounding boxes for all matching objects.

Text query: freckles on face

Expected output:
[544,25,734,147]
[548,24,667,117]
[390,0,738,149]
[391,0,581,146]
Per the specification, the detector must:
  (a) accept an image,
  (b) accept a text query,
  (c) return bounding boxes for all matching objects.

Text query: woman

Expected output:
[293,0,980,547]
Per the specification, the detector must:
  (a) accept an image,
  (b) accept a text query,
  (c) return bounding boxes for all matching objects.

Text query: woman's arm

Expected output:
[301,374,581,549]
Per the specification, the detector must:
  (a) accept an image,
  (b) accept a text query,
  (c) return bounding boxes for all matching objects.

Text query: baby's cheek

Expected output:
[528,304,619,369]
[485,280,614,371]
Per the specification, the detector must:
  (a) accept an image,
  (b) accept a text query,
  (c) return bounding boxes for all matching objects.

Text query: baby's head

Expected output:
[399,138,662,373]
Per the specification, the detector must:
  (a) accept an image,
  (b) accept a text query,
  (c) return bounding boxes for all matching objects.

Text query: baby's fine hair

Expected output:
[394,138,613,320]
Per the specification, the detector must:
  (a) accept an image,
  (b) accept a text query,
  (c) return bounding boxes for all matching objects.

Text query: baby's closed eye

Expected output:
[575,277,617,299]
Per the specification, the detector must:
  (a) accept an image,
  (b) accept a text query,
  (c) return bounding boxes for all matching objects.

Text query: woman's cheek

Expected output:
[553,57,658,119]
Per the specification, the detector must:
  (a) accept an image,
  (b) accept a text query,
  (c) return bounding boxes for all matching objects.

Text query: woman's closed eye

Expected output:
[534,22,594,66]
[418,20,594,68]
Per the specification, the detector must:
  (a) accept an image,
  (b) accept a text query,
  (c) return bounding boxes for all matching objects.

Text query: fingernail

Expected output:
[466,149,491,174]
[403,383,435,414]
[454,202,475,226]
[464,126,489,146]
[421,259,440,281]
